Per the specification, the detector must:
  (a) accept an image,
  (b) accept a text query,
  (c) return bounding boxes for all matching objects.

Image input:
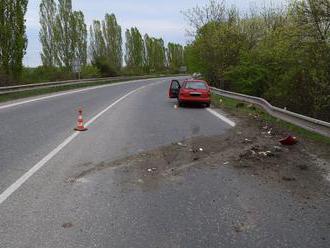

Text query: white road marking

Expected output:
[0,85,148,205]
[206,108,236,127]
[0,78,160,110]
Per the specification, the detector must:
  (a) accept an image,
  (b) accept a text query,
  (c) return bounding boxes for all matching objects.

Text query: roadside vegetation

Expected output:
[0,0,185,86]
[184,0,330,122]
[212,94,330,144]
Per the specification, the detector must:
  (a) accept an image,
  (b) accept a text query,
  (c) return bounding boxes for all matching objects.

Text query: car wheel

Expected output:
[205,103,210,108]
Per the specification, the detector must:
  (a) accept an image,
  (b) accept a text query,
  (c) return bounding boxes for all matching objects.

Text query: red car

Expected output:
[169,79,211,107]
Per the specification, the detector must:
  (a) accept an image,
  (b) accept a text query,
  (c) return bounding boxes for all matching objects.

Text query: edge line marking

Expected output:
[0,85,147,205]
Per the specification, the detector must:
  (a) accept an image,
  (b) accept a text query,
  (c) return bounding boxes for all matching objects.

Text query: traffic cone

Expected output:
[74,109,88,131]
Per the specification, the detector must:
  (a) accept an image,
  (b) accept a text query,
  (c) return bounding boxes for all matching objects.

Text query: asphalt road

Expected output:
[0,77,329,247]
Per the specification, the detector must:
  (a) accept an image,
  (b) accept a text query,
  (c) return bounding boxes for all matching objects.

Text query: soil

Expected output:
[67,108,330,201]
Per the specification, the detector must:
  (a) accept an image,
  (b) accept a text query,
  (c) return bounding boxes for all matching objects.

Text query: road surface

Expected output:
[0,77,329,247]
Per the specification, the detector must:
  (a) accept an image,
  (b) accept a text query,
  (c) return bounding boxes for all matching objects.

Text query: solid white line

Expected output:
[0,85,147,205]
[206,108,236,127]
[0,78,159,110]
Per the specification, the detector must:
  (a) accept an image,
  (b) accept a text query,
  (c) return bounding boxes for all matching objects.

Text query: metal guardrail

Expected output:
[0,74,185,95]
[211,87,330,137]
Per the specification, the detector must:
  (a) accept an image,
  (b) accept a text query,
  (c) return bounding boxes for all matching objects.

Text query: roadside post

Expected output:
[73,59,81,80]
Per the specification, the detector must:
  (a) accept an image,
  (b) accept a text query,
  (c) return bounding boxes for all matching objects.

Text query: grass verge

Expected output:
[212,94,330,145]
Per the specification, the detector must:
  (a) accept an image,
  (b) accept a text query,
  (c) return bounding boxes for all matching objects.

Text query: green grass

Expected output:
[212,94,330,145]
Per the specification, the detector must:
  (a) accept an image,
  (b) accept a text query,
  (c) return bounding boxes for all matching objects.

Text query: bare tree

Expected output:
[182,0,226,36]
[294,0,330,41]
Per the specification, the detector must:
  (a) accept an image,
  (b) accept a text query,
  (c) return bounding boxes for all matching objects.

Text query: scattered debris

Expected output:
[280,135,298,146]
[298,164,309,171]
[282,176,296,181]
[247,104,256,110]
[251,145,260,151]
[62,222,73,228]
[224,161,230,165]
[177,142,187,147]
[239,150,257,159]
[199,148,204,152]
[258,151,274,157]
[242,138,253,144]
[233,223,246,233]
[147,168,157,173]
[274,146,282,152]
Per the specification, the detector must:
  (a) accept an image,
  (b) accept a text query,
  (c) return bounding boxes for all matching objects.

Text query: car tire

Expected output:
[205,103,210,108]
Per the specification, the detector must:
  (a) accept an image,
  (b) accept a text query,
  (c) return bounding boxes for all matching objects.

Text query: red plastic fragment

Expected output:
[279,135,297,146]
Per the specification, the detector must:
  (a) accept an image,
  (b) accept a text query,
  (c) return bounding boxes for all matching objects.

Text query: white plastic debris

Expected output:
[274,146,282,152]
[258,151,273,157]
[199,148,204,152]
[224,161,230,165]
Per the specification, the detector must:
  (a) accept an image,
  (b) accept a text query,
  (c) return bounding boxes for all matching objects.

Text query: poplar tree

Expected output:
[55,0,74,69]
[144,35,166,72]
[39,0,57,67]
[89,20,106,60]
[0,0,28,79]
[167,43,184,71]
[125,27,145,71]
[39,0,87,70]
[102,14,122,72]
[71,11,87,66]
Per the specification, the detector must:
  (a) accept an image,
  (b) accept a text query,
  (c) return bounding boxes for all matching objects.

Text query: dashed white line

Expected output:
[206,108,236,127]
[0,85,148,205]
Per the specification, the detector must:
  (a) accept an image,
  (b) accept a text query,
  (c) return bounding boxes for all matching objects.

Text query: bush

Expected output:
[0,71,16,86]
[22,66,72,83]
[92,56,118,77]
[224,64,269,97]
[80,65,101,78]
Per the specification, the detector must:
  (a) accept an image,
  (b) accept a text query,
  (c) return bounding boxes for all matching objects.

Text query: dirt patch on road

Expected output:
[67,109,330,201]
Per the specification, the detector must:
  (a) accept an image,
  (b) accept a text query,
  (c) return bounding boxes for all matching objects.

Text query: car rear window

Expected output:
[185,81,207,89]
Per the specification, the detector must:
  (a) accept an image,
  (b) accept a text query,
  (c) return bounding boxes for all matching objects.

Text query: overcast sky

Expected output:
[24,0,285,67]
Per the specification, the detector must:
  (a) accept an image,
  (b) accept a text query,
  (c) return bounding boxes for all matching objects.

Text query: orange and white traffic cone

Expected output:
[74,109,88,131]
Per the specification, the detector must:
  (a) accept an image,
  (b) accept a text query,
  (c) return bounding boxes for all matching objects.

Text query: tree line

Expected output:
[0,0,185,85]
[0,0,28,82]
[184,0,330,121]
